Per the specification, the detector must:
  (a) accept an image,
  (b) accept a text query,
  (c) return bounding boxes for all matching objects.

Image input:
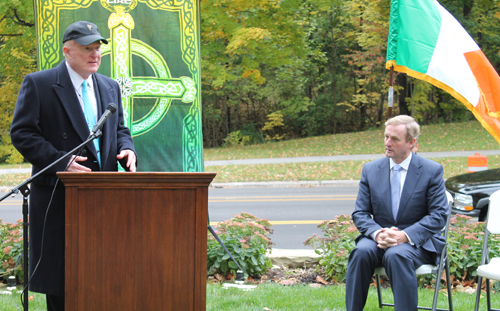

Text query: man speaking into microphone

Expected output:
[10,21,136,310]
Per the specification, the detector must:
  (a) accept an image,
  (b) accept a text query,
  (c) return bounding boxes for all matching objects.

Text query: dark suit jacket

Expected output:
[10,61,135,296]
[11,61,135,184]
[352,153,448,256]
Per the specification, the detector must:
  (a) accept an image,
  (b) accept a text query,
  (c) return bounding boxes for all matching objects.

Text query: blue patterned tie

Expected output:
[82,80,100,166]
[391,164,402,221]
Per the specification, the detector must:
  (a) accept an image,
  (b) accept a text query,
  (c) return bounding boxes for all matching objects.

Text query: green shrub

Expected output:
[0,219,24,282]
[223,131,253,146]
[306,214,500,285]
[304,214,358,282]
[448,214,500,281]
[207,212,273,278]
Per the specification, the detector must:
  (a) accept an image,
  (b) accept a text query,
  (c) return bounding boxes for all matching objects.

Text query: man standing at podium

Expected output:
[10,21,136,310]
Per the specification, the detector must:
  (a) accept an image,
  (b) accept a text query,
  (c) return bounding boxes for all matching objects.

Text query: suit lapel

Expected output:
[377,158,392,217]
[396,154,423,221]
[53,61,90,144]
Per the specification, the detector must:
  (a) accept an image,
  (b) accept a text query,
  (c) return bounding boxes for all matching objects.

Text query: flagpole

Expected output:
[388,66,394,118]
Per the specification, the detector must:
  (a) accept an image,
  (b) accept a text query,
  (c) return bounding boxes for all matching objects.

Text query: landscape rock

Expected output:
[267,249,320,269]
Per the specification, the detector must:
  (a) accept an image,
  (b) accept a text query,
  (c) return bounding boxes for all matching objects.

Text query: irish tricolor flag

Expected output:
[387,0,500,143]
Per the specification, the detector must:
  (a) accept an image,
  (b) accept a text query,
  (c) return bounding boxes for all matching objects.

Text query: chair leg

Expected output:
[486,278,491,311]
[474,276,483,311]
[376,274,383,309]
[432,265,444,311]
[445,261,453,311]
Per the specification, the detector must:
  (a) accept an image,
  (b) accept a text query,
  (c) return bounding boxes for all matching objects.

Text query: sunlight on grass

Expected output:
[0,163,31,170]
[205,121,499,161]
[0,291,45,311]
[206,283,499,310]
[0,283,496,310]
[207,155,500,183]
[0,173,31,187]
[2,121,500,186]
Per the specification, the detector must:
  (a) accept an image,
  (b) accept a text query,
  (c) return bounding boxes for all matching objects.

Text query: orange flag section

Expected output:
[464,49,500,144]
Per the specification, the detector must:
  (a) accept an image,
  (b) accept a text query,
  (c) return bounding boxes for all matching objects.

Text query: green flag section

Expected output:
[387,0,500,145]
[34,0,203,172]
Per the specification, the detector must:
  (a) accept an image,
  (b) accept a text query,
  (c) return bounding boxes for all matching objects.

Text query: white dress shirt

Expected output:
[370,153,414,245]
[65,62,98,122]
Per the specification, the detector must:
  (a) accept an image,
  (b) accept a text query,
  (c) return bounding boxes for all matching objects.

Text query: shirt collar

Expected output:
[390,152,412,171]
[65,61,94,92]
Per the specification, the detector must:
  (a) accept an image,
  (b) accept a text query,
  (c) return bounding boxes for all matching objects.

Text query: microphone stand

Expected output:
[0,130,102,311]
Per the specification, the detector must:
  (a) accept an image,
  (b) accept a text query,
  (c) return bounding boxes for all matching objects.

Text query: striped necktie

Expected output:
[82,80,100,166]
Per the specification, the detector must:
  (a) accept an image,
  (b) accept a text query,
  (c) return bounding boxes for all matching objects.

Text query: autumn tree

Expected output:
[296,0,359,136]
[2,0,499,154]
[201,0,310,146]
[0,0,36,163]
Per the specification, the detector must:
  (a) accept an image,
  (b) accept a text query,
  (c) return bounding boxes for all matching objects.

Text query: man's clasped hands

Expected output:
[375,227,409,249]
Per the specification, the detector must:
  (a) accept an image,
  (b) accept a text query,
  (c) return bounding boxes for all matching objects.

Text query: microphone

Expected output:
[91,103,117,135]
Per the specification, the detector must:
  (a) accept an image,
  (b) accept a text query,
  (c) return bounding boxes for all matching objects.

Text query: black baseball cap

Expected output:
[62,21,108,45]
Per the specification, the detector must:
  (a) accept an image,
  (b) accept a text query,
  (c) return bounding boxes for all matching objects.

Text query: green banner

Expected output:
[34,0,203,172]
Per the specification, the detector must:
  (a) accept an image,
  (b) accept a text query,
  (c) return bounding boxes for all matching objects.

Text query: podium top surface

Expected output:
[57,172,216,187]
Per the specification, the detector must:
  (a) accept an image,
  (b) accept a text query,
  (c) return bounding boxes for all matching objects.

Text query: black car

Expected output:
[445,168,500,221]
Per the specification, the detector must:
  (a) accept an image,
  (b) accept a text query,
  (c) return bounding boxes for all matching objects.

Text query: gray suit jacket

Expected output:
[352,153,448,256]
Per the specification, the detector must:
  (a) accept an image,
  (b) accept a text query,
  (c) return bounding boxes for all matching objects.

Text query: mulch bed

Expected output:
[208,266,392,288]
[207,266,488,292]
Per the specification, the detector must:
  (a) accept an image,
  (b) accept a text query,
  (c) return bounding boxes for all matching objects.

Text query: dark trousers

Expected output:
[345,237,434,311]
[46,294,64,311]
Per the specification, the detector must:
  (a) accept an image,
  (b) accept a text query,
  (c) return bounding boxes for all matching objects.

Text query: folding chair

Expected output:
[374,191,454,311]
[474,189,500,311]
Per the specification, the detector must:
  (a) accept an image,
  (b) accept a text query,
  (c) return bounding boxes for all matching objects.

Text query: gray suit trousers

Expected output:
[345,237,434,311]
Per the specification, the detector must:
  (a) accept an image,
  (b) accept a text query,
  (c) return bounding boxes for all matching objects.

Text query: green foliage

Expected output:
[0,220,24,282]
[262,111,285,142]
[0,1,36,164]
[2,0,500,160]
[201,0,312,146]
[207,213,273,278]
[223,130,253,146]
[447,214,500,281]
[304,215,358,282]
[200,0,500,148]
[306,214,500,286]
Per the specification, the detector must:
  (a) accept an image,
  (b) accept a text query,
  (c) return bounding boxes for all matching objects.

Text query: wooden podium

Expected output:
[58,172,216,311]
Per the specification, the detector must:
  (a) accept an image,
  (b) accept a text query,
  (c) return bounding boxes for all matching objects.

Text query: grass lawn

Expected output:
[0,163,31,170]
[204,121,499,161]
[1,120,500,186]
[0,290,46,311]
[206,282,495,311]
[1,120,498,310]
[0,283,497,310]
[207,155,500,183]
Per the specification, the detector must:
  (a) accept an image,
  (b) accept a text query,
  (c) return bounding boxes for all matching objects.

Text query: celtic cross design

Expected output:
[101,11,197,136]
[36,0,203,171]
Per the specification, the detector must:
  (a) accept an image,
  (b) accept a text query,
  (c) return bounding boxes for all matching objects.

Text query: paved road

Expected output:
[208,185,358,249]
[0,185,359,249]
[0,194,24,224]
[1,149,496,249]
[2,149,499,176]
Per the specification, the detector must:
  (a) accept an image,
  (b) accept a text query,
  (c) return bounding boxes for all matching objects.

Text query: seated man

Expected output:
[345,115,448,311]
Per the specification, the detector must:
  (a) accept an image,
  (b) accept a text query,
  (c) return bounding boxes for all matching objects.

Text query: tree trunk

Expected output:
[378,93,384,125]
[397,73,409,116]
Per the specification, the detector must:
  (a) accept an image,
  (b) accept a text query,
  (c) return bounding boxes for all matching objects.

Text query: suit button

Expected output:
[62,133,68,139]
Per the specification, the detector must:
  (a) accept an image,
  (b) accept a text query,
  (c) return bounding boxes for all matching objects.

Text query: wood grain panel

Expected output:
[59,172,215,311]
